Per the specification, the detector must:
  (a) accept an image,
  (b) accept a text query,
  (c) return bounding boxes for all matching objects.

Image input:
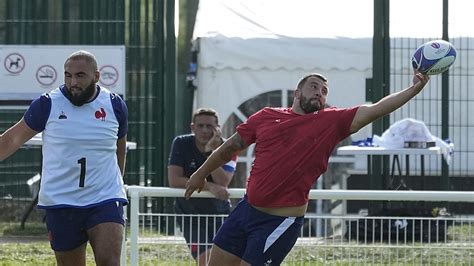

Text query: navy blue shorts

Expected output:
[177,215,226,259]
[45,201,125,251]
[213,196,304,265]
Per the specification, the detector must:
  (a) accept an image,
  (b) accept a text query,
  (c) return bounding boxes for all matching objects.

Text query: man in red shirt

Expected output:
[185,72,430,265]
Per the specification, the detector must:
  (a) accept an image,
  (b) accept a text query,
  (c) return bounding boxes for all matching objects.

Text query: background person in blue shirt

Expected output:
[168,107,237,265]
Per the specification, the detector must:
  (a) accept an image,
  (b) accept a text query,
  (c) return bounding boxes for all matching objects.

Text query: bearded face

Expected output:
[299,94,322,113]
[296,76,328,114]
[64,57,99,106]
[66,81,97,106]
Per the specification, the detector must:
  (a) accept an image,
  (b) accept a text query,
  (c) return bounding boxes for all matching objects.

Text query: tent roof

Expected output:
[192,0,474,71]
[193,0,374,71]
[196,35,372,71]
[193,0,474,40]
[193,0,374,39]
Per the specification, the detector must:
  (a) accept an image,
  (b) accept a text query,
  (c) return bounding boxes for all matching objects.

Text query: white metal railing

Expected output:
[125,187,474,265]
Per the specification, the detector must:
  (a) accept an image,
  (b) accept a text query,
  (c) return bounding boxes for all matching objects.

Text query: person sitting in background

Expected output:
[168,107,237,265]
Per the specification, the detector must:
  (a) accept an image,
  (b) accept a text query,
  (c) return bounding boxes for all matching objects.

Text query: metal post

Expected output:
[441,0,450,190]
[120,204,128,266]
[371,0,391,190]
[130,190,140,266]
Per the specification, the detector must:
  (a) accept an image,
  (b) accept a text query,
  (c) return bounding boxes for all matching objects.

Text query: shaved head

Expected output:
[64,50,98,71]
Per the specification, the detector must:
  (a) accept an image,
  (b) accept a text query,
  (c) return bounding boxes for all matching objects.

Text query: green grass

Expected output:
[0,242,58,265]
[0,242,99,266]
[129,242,473,265]
[0,222,472,265]
[0,222,52,265]
[0,222,47,237]
[0,222,96,265]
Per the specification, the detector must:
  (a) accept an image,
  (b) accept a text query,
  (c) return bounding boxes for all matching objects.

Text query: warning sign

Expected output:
[4,53,25,74]
[99,65,119,87]
[0,45,126,100]
[36,65,57,86]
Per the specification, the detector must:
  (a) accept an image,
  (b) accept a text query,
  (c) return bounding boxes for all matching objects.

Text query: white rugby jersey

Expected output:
[24,85,128,208]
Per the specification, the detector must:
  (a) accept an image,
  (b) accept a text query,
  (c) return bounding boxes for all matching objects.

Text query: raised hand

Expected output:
[412,71,430,92]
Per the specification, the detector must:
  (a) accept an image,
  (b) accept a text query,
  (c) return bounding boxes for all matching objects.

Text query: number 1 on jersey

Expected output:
[78,157,86,187]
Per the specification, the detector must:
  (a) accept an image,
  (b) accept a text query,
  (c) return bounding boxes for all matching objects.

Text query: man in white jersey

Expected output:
[0,50,128,266]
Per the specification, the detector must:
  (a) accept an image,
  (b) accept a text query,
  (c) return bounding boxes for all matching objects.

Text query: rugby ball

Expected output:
[411,40,456,75]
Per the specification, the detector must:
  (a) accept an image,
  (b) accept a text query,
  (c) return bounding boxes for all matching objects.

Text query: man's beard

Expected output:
[299,95,322,113]
[67,82,96,106]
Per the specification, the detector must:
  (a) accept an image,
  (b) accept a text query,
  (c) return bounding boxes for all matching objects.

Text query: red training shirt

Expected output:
[236,106,359,208]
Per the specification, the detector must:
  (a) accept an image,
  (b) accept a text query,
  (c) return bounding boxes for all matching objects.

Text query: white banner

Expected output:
[0,45,126,100]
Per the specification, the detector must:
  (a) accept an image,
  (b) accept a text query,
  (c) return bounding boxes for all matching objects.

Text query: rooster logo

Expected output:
[95,108,106,121]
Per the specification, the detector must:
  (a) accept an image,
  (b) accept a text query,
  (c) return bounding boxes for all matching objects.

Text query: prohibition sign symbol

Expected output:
[4,53,25,74]
[36,65,57,86]
[99,65,119,86]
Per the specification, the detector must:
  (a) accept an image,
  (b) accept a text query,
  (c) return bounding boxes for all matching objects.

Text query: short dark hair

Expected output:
[64,50,98,71]
[192,108,219,124]
[296,73,328,90]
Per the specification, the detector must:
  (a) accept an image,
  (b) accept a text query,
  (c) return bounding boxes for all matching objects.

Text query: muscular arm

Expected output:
[0,118,38,161]
[209,165,233,186]
[350,73,429,133]
[168,161,233,189]
[168,150,234,200]
[185,132,248,198]
[116,135,127,176]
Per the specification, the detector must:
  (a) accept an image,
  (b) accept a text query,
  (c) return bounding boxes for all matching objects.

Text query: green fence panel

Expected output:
[0,0,176,219]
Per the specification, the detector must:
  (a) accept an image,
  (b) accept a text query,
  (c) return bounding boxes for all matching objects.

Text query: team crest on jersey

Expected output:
[58,111,67,119]
[95,108,106,121]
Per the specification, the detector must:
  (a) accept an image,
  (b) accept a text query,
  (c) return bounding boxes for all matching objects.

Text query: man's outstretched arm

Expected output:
[0,118,38,161]
[185,132,248,199]
[350,72,430,133]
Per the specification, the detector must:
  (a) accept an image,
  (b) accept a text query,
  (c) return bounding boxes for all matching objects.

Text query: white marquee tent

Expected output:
[191,0,474,174]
